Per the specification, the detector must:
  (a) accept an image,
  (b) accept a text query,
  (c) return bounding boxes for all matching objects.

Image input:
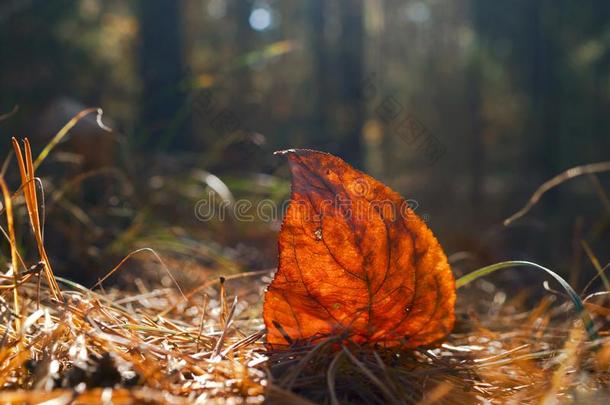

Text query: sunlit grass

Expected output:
[0,113,608,403]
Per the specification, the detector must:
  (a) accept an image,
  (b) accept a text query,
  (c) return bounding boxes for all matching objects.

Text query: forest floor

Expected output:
[1,254,609,404]
[0,129,609,404]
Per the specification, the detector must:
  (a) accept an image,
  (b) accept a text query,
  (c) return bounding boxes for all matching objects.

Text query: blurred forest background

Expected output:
[1,0,609,288]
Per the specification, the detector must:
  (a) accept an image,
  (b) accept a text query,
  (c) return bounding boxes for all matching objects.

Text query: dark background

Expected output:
[1,0,609,288]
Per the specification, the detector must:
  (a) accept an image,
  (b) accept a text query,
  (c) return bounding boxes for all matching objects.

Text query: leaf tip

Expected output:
[274,148,332,156]
[273,149,297,156]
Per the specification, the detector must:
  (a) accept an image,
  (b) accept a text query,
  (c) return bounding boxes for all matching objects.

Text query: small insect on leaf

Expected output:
[263,149,456,349]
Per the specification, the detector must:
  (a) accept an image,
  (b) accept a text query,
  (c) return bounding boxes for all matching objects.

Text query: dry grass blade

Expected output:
[48,167,132,208]
[265,385,319,405]
[416,381,453,405]
[279,340,327,389]
[33,107,111,170]
[0,175,20,333]
[583,270,610,302]
[91,247,186,301]
[211,296,238,358]
[504,161,610,225]
[541,324,585,402]
[0,105,18,122]
[327,351,343,405]
[0,388,191,404]
[587,173,610,214]
[196,294,208,352]
[157,268,271,318]
[341,346,399,404]
[11,137,61,300]
[581,240,610,292]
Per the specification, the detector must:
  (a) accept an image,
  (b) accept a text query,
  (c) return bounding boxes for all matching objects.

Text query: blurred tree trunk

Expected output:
[229,0,253,129]
[466,61,484,214]
[337,0,365,168]
[468,4,485,217]
[309,0,364,168]
[137,0,187,149]
[527,0,560,216]
[530,1,558,178]
[310,0,328,145]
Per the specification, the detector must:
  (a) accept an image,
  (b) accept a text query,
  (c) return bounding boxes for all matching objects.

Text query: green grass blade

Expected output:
[456,260,598,341]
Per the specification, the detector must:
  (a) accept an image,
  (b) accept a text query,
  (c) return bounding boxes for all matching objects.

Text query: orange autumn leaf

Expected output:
[263,149,455,349]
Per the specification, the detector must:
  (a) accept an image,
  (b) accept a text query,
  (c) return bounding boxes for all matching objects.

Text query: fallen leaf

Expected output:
[263,149,455,348]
